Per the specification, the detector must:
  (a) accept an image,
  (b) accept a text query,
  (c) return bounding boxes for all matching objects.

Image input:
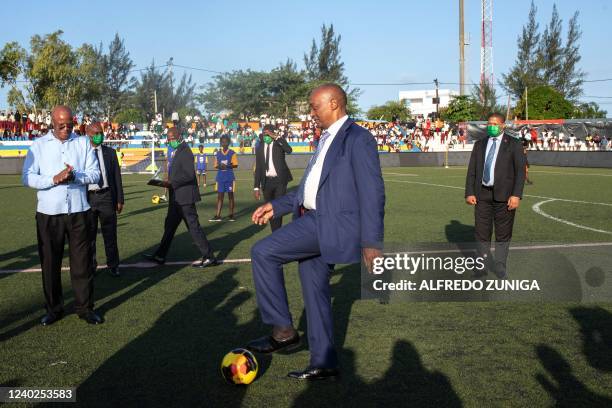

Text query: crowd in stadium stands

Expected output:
[519,127,610,151]
[3,108,608,152]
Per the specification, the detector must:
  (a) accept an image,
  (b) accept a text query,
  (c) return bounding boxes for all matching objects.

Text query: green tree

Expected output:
[113,107,146,124]
[558,11,584,100]
[133,61,197,121]
[539,5,563,92]
[366,100,411,122]
[471,82,502,120]
[304,24,360,114]
[440,95,477,122]
[197,69,269,120]
[501,1,543,100]
[514,85,574,119]
[0,42,26,86]
[573,102,607,119]
[102,33,136,118]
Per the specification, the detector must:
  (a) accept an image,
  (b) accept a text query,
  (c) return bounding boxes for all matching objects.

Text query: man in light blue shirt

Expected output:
[22,105,104,326]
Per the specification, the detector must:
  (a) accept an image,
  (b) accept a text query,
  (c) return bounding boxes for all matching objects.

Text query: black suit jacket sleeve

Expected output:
[465,141,480,197]
[512,141,526,198]
[254,142,263,189]
[101,145,124,205]
[109,148,124,204]
[276,137,292,154]
[170,144,197,190]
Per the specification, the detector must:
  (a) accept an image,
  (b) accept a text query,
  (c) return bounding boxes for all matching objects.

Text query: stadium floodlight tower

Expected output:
[480,0,493,101]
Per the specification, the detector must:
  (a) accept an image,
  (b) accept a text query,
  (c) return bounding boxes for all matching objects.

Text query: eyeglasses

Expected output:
[55,123,74,131]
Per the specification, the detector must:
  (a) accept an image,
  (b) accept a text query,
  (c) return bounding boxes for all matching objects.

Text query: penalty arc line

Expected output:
[384,178,612,234]
[532,199,612,235]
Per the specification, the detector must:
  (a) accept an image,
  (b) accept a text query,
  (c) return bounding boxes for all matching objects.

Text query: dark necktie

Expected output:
[483,138,497,185]
[265,143,272,173]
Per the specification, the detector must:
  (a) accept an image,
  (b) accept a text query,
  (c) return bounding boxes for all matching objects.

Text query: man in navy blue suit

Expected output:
[247,83,385,380]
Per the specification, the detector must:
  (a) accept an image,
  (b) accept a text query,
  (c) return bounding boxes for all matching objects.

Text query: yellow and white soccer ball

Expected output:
[220,348,258,385]
[151,194,161,204]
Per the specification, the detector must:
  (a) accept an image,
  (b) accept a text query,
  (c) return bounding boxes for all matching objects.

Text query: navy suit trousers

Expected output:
[251,210,337,368]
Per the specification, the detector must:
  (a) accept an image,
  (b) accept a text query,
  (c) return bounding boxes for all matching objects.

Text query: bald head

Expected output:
[309,83,348,129]
[167,127,180,140]
[51,105,74,141]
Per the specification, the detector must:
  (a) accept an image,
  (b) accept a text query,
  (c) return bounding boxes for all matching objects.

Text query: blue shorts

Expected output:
[216,180,235,193]
[197,168,206,175]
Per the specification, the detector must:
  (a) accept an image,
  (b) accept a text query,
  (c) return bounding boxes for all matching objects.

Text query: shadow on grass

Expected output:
[535,345,612,406]
[291,340,462,407]
[76,267,269,406]
[0,244,41,276]
[292,265,462,406]
[570,306,612,373]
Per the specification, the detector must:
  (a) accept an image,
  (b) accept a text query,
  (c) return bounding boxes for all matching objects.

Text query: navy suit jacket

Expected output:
[270,119,385,264]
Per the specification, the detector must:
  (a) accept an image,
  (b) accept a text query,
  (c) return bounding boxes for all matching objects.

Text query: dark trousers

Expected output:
[87,190,119,270]
[155,200,212,259]
[36,211,93,316]
[474,186,516,270]
[263,177,288,232]
[251,211,337,368]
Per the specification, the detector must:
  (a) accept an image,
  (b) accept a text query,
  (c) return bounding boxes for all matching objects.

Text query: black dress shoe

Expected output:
[191,256,219,269]
[247,333,300,354]
[79,310,104,325]
[143,253,165,265]
[40,312,63,326]
[108,267,120,277]
[288,366,339,380]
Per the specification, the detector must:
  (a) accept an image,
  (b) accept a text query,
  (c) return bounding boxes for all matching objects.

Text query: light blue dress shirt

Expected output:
[482,134,503,187]
[22,132,100,215]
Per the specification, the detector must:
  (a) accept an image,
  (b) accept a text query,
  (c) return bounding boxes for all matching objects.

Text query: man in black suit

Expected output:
[465,112,526,278]
[86,122,124,277]
[253,124,293,231]
[145,127,218,268]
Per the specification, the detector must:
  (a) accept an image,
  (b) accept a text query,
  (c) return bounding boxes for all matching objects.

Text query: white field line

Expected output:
[383,178,612,207]
[529,170,612,177]
[4,243,612,274]
[0,258,252,274]
[532,200,612,235]
[382,242,612,256]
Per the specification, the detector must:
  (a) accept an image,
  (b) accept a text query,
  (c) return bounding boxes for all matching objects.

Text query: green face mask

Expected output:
[263,135,273,144]
[169,140,180,149]
[487,125,502,137]
[91,134,103,145]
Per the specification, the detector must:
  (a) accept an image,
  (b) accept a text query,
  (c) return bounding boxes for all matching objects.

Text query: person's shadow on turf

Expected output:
[535,344,612,407]
[291,340,462,407]
[569,306,612,373]
[76,267,271,407]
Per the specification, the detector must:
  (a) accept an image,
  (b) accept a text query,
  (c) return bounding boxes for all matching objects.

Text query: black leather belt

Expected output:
[481,185,493,190]
[89,187,110,194]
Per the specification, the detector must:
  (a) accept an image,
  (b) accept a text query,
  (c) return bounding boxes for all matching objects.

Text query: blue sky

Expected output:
[1,0,611,113]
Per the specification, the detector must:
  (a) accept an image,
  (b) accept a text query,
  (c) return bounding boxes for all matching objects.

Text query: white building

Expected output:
[399,89,458,117]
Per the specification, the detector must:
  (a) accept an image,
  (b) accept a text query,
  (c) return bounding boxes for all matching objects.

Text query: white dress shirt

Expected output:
[264,142,278,178]
[482,134,503,187]
[303,115,349,210]
[89,147,108,190]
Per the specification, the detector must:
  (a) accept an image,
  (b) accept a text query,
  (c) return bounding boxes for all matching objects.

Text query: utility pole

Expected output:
[167,57,174,91]
[154,90,158,114]
[459,0,466,95]
[434,78,440,117]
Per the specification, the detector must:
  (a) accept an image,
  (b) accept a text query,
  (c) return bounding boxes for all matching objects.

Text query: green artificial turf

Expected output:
[0,166,611,407]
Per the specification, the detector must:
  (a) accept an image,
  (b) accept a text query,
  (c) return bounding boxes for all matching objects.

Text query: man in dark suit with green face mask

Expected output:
[86,122,124,277]
[253,124,293,231]
[145,127,218,268]
[465,112,526,279]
